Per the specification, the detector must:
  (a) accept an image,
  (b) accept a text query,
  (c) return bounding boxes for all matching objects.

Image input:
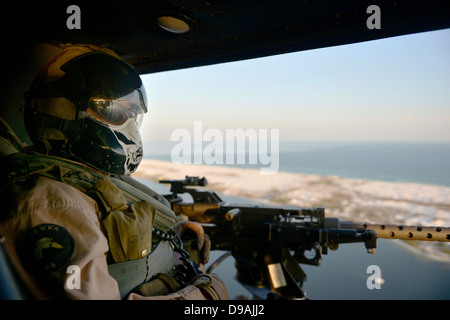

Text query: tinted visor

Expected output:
[87,87,146,127]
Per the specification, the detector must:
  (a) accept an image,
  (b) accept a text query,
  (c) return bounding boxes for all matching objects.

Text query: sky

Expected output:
[140,28,450,143]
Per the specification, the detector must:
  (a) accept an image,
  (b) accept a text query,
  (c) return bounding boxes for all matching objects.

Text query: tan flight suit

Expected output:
[0,171,227,300]
[0,175,120,299]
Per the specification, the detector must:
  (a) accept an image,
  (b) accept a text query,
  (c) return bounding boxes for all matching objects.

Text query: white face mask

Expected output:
[109,118,144,175]
[84,87,147,175]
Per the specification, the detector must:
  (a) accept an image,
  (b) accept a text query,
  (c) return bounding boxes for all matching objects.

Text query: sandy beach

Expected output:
[133,159,450,262]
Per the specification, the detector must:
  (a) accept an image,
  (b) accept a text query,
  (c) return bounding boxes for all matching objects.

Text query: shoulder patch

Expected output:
[20,224,75,274]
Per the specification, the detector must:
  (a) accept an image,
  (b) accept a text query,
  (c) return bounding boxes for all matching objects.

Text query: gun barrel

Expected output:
[340,222,450,242]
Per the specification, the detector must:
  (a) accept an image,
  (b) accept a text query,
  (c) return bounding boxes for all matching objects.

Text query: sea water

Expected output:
[276,141,450,187]
[144,141,450,187]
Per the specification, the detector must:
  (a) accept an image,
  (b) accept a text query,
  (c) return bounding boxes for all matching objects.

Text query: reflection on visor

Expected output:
[87,88,146,127]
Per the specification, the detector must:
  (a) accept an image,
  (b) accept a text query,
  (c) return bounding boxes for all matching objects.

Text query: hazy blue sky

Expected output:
[140,28,450,142]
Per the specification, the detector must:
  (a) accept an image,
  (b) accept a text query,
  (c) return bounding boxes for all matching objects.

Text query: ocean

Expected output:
[144,141,450,187]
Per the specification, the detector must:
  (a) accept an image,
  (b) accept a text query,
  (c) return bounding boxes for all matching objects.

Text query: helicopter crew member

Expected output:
[0,45,228,300]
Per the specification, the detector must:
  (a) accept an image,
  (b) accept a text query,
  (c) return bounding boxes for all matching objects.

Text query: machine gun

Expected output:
[160,176,450,300]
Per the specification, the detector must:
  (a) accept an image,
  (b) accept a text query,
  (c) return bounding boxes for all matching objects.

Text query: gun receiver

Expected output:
[160,176,449,299]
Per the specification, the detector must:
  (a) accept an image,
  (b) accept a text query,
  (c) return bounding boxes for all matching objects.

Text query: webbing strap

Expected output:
[1,152,177,232]
[108,240,175,299]
[109,176,176,232]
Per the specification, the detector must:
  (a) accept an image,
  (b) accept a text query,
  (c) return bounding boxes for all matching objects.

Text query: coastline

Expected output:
[133,158,450,262]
